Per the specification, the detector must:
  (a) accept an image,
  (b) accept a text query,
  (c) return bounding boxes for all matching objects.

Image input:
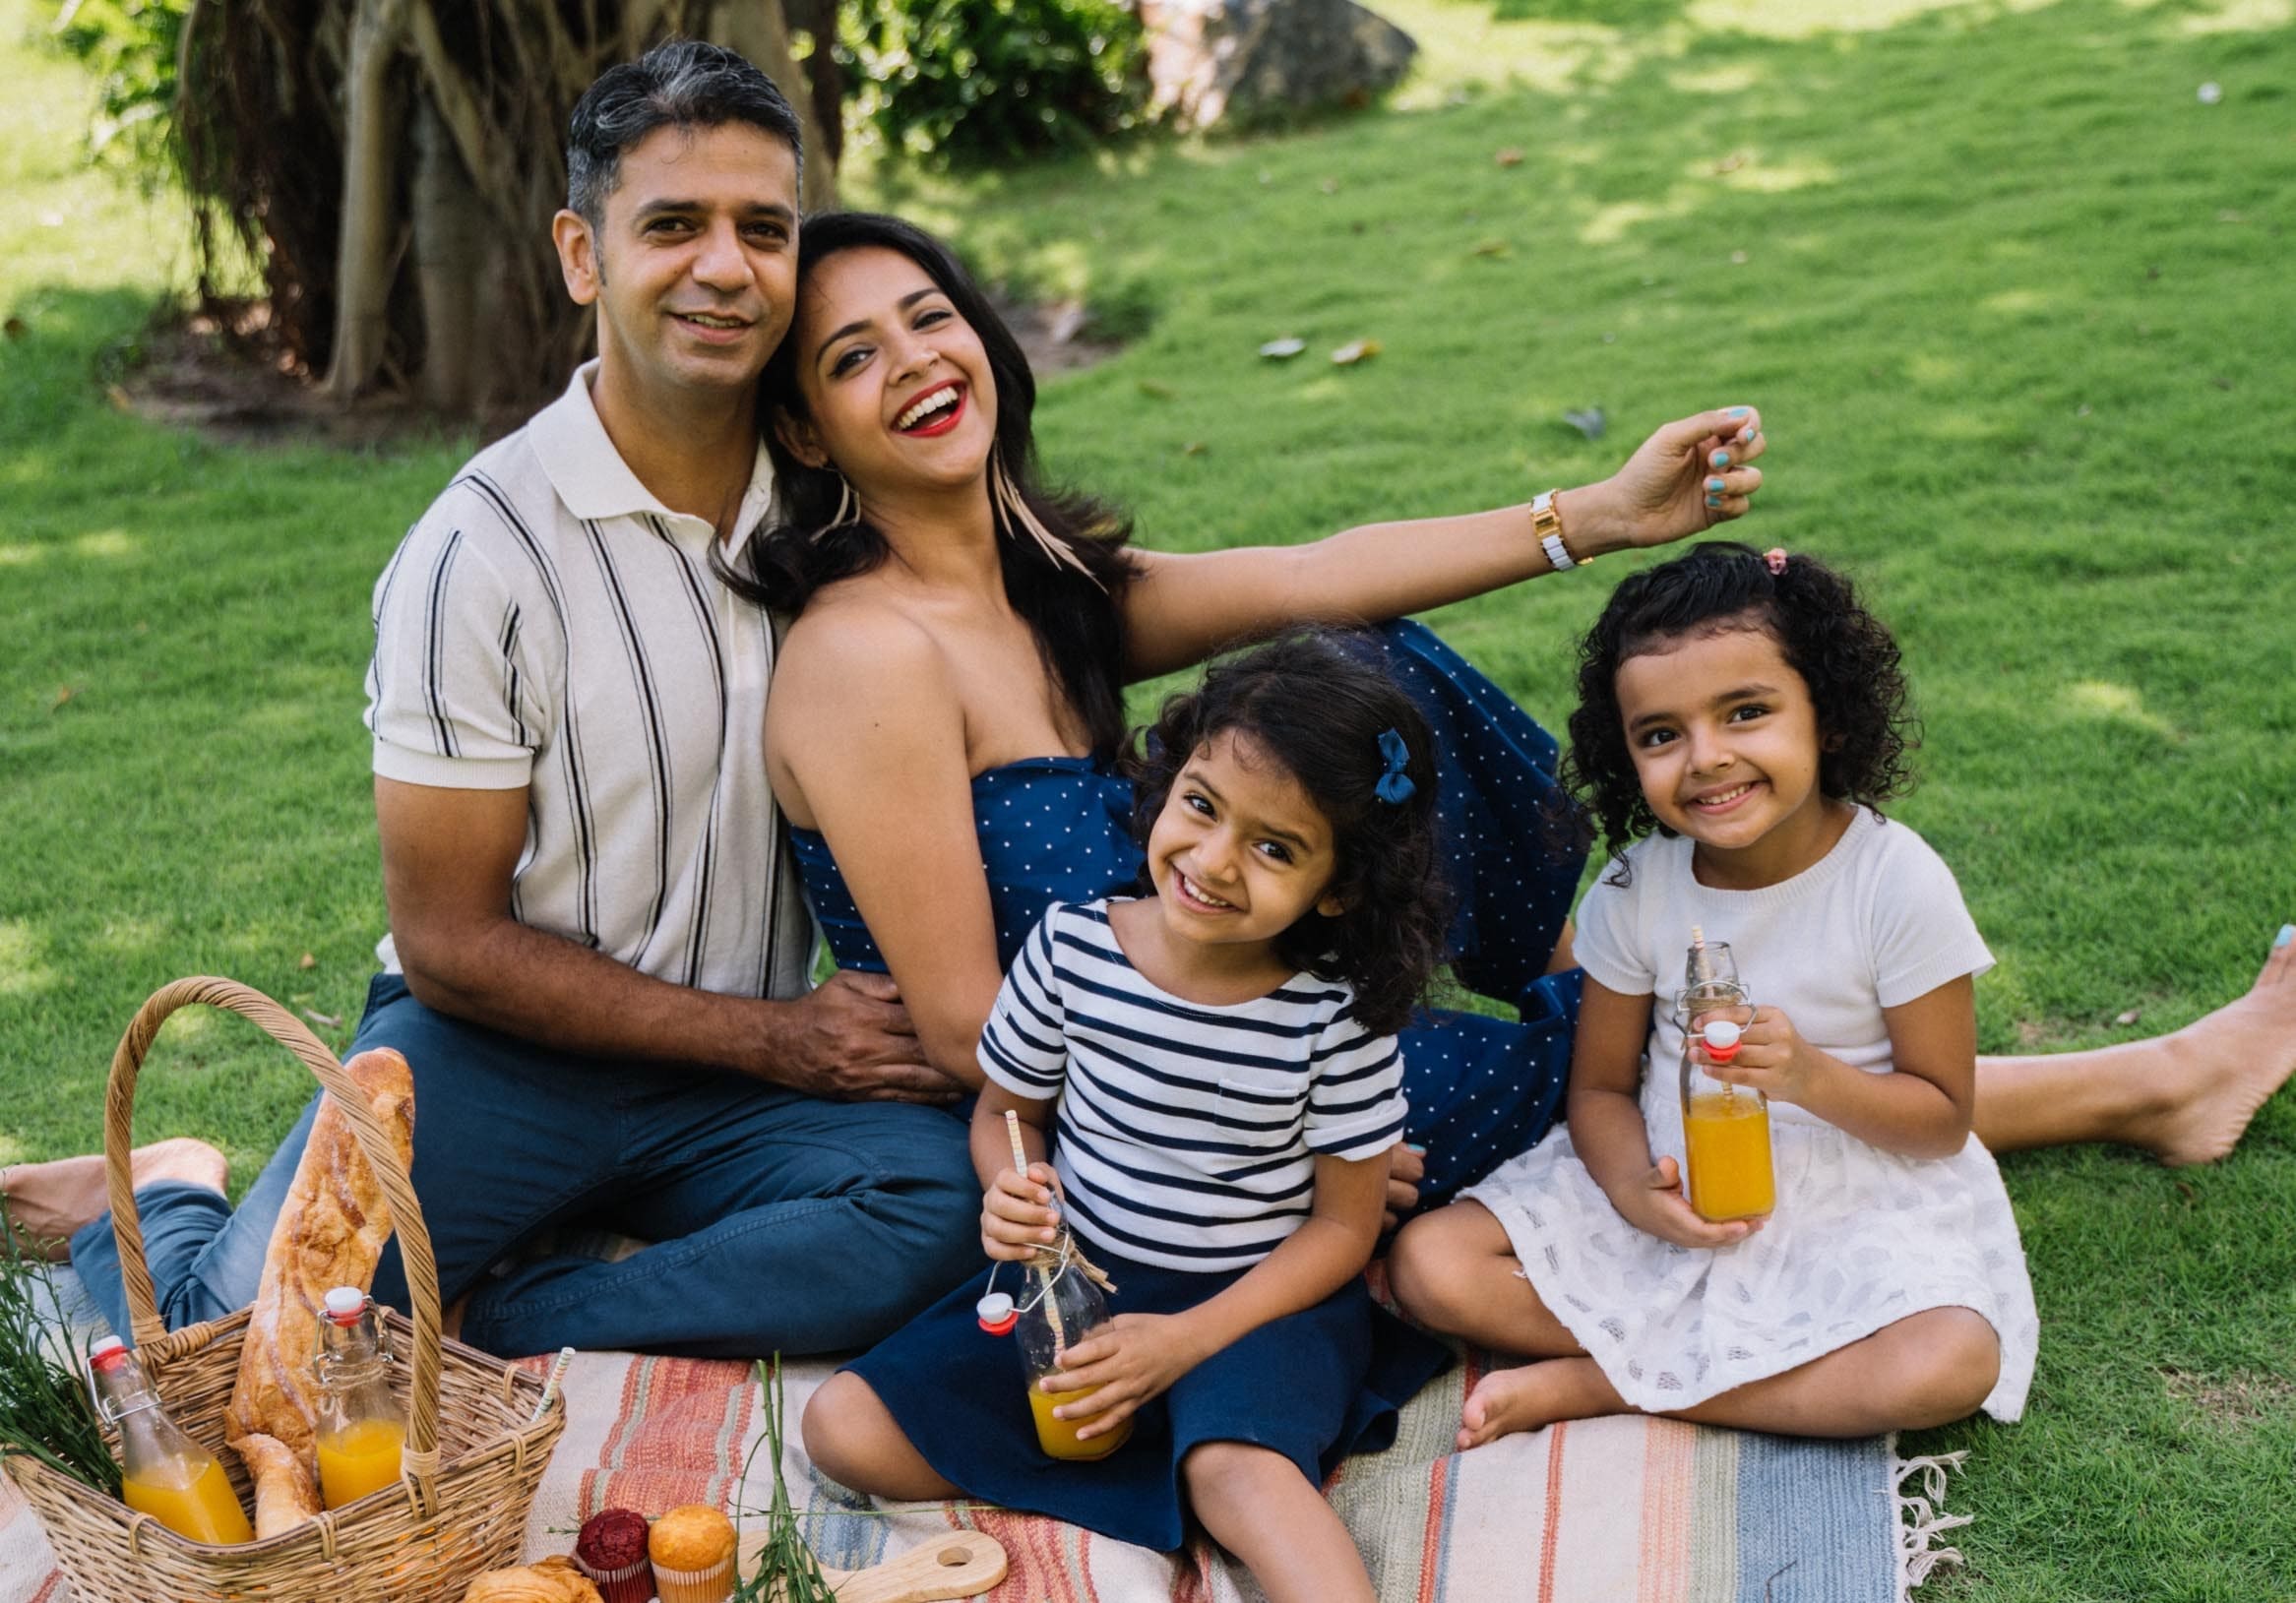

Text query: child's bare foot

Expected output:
[0,1139,228,1260]
[1458,1357,1610,1449]
[2138,930,2296,1167]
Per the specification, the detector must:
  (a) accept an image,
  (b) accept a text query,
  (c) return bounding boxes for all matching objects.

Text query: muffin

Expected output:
[572,1508,655,1603]
[648,1503,737,1603]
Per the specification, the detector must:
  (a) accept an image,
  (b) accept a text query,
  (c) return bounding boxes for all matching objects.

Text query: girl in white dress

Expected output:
[1389,541,2038,1449]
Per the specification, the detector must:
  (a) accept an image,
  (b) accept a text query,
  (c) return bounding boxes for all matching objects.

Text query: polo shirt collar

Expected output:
[529,359,777,555]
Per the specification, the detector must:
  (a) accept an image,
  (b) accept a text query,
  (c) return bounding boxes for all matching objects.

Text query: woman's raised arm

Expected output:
[1121,405,1765,679]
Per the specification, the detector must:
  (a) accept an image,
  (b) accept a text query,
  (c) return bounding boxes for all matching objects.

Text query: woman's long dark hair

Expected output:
[1127,631,1452,1037]
[717,211,1138,758]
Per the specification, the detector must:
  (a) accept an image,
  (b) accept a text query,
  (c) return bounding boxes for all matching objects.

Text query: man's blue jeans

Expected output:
[73,974,981,1357]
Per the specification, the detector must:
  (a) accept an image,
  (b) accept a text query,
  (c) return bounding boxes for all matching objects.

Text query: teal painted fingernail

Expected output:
[1706,476,1725,493]
[1738,425,1756,443]
[1706,495,1722,509]
[1711,450,1731,468]
[2275,923,2294,949]
[1726,406,1751,418]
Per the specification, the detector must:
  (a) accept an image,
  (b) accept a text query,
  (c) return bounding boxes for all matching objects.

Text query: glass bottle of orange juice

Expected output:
[990,1250,1133,1462]
[1675,931,1775,1222]
[87,1335,255,1544]
[311,1287,405,1509]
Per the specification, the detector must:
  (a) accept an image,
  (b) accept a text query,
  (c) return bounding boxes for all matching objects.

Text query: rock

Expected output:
[1139,0,1417,131]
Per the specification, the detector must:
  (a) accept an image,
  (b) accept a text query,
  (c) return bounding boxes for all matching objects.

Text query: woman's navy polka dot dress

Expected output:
[788,619,1584,1206]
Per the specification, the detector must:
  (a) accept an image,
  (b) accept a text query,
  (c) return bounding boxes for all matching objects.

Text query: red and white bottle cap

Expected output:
[323,1286,366,1325]
[976,1292,1018,1335]
[1701,1018,1743,1063]
[88,1335,129,1372]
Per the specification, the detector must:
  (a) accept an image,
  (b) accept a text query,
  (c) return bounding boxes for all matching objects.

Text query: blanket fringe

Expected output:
[1890,1440,1973,1597]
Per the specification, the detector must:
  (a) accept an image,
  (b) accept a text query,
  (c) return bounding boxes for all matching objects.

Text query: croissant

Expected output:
[461,1556,603,1603]
[233,1431,320,1539]
[225,1046,416,1466]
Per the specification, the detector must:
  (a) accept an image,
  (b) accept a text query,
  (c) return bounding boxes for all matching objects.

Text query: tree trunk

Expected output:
[322,0,411,401]
[410,94,490,414]
[707,1,837,210]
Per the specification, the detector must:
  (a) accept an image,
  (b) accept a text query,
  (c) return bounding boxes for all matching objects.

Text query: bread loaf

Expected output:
[224,1046,416,1465]
[234,1431,321,1538]
[462,1556,603,1603]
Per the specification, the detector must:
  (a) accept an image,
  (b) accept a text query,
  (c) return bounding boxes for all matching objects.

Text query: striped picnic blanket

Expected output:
[4,1332,1962,1603]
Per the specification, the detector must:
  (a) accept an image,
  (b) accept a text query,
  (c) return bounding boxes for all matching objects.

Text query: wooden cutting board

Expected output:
[736,1528,1008,1603]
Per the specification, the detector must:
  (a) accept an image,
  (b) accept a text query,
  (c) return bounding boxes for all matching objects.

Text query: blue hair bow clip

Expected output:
[1375,728,1416,805]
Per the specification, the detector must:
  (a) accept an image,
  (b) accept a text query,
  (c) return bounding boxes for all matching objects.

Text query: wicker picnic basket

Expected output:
[5,976,567,1603]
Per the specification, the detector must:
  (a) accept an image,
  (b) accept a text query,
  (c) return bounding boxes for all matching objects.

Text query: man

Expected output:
[59,41,979,1357]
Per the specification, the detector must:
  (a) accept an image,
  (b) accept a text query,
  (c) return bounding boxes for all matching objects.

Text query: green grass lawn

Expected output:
[5,0,2293,1595]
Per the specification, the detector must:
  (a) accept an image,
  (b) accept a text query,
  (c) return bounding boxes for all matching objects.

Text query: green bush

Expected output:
[42,0,189,188]
[840,0,1149,163]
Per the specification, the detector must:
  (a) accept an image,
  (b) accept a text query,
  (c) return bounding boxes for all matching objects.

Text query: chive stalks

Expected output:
[730,1355,838,1602]
[0,1210,121,1497]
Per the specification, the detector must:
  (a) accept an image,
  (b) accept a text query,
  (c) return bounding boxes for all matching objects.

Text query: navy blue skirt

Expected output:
[839,1237,1453,1552]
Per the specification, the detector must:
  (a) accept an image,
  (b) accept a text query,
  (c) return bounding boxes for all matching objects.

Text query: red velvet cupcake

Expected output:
[572,1508,655,1603]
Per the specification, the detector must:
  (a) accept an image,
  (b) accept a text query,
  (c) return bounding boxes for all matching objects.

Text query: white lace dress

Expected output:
[1460,810,2039,1420]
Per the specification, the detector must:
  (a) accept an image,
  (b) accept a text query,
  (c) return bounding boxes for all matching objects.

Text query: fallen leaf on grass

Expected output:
[1259,338,1306,360]
[105,385,132,411]
[1181,441,1208,457]
[1471,240,1512,258]
[1331,339,1382,366]
[1137,380,1176,401]
[2114,1008,2142,1025]
[1494,149,1524,167]
[52,685,77,710]
[299,953,318,970]
[1713,152,1747,174]
[301,1008,343,1029]
[1562,406,1607,441]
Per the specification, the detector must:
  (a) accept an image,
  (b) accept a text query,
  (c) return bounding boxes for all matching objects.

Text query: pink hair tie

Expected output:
[1763,548,1788,576]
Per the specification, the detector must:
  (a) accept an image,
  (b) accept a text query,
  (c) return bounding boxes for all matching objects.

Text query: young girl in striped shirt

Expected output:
[804,630,1454,1602]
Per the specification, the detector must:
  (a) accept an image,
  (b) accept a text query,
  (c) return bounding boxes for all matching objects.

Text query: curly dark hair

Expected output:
[1563,542,1918,877]
[1124,631,1452,1037]
[715,211,1140,759]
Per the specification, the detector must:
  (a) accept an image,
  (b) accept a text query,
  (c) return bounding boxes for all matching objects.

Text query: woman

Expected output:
[734,211,2295,1217]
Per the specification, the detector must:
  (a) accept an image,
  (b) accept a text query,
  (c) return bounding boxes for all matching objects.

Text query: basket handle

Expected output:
[101,977,446,1488]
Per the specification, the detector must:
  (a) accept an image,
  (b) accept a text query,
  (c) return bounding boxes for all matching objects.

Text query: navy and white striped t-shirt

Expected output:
[978,899,1409,1272]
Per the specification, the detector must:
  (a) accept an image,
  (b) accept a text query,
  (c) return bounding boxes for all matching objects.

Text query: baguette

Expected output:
[234,1431,321,1538]
[224,1046,415,1465]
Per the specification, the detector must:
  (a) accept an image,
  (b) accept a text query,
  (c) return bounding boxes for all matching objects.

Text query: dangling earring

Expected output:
[811,468,859,541]
[991,447,1104,591]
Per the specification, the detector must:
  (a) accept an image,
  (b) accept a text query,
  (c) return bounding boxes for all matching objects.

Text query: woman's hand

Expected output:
[981,1161,1063,1262]
[1700,1004,1824,1110]
[1568,405,1768,556]
[1044,1312,1208,1441]
[1608,1154,1764,1248]
[1382,1142,1427,1234]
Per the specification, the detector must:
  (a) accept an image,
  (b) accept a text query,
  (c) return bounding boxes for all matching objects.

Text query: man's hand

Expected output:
[1045,1312,1208,1442]
[1607,1154,1764,1249]
[759,970,962,1104]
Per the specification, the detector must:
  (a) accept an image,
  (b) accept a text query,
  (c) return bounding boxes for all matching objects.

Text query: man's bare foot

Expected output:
[2137,931,2296,1167]
[0,1139,228,1260]
[1458,1357,1611,1449]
